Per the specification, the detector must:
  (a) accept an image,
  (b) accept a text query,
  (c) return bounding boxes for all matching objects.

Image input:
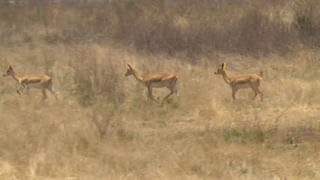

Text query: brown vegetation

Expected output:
[0,0,320,179]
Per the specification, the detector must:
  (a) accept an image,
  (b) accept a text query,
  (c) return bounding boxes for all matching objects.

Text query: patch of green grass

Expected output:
[220,127,265,144]
[117,129,136,142]
[240,167,248,174]
[157,119,167,128]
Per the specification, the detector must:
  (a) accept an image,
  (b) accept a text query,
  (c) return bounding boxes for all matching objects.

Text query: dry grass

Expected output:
[0,43,319,179]
[0,1,320,179]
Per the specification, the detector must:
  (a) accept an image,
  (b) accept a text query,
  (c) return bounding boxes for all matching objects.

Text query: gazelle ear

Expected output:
[8,65,12,70]
[127,64,133,69]
[221,63,226,69]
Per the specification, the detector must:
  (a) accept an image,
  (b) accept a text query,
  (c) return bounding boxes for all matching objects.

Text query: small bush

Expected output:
[0,0,304,56]
[293,0,320,45]
[70,46,125,106]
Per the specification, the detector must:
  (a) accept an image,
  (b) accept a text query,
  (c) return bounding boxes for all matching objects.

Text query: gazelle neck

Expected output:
[10,71,20,82]
[221,70,231,84]
[131,69,145,84]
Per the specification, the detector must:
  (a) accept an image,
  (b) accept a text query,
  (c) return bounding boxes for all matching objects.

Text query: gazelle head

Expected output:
[215,63,226,75]
[125,64,135,77]
[3,65,14,77]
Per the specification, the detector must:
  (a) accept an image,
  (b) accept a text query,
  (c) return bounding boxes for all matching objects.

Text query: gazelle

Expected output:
[125,64,178,104]
[215,63,263,101]
[3,65,58,100]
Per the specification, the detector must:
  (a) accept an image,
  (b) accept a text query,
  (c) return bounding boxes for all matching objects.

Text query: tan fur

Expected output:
[125,64,178,103]
[215,63,263,101]
[3,65,58,99]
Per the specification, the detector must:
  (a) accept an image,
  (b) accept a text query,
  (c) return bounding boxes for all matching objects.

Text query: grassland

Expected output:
[0,0,320,179]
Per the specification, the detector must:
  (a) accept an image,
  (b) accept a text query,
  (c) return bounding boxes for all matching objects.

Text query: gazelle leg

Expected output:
[48,83,58,99]
[16,89,21,95]
[16,84,26,95]
[147,86,158,103]
[232,88,237,101]
[251,86,258,100]
[42,88,47,100]
[173,85,179,97]
[162,90,174,104]
[16,88,21,95]
[257,88,263,102]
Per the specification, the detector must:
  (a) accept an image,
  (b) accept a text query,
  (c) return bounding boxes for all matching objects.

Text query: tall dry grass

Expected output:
[0,42,320,179]
[0,0,319,179]
[2,0,320,56]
